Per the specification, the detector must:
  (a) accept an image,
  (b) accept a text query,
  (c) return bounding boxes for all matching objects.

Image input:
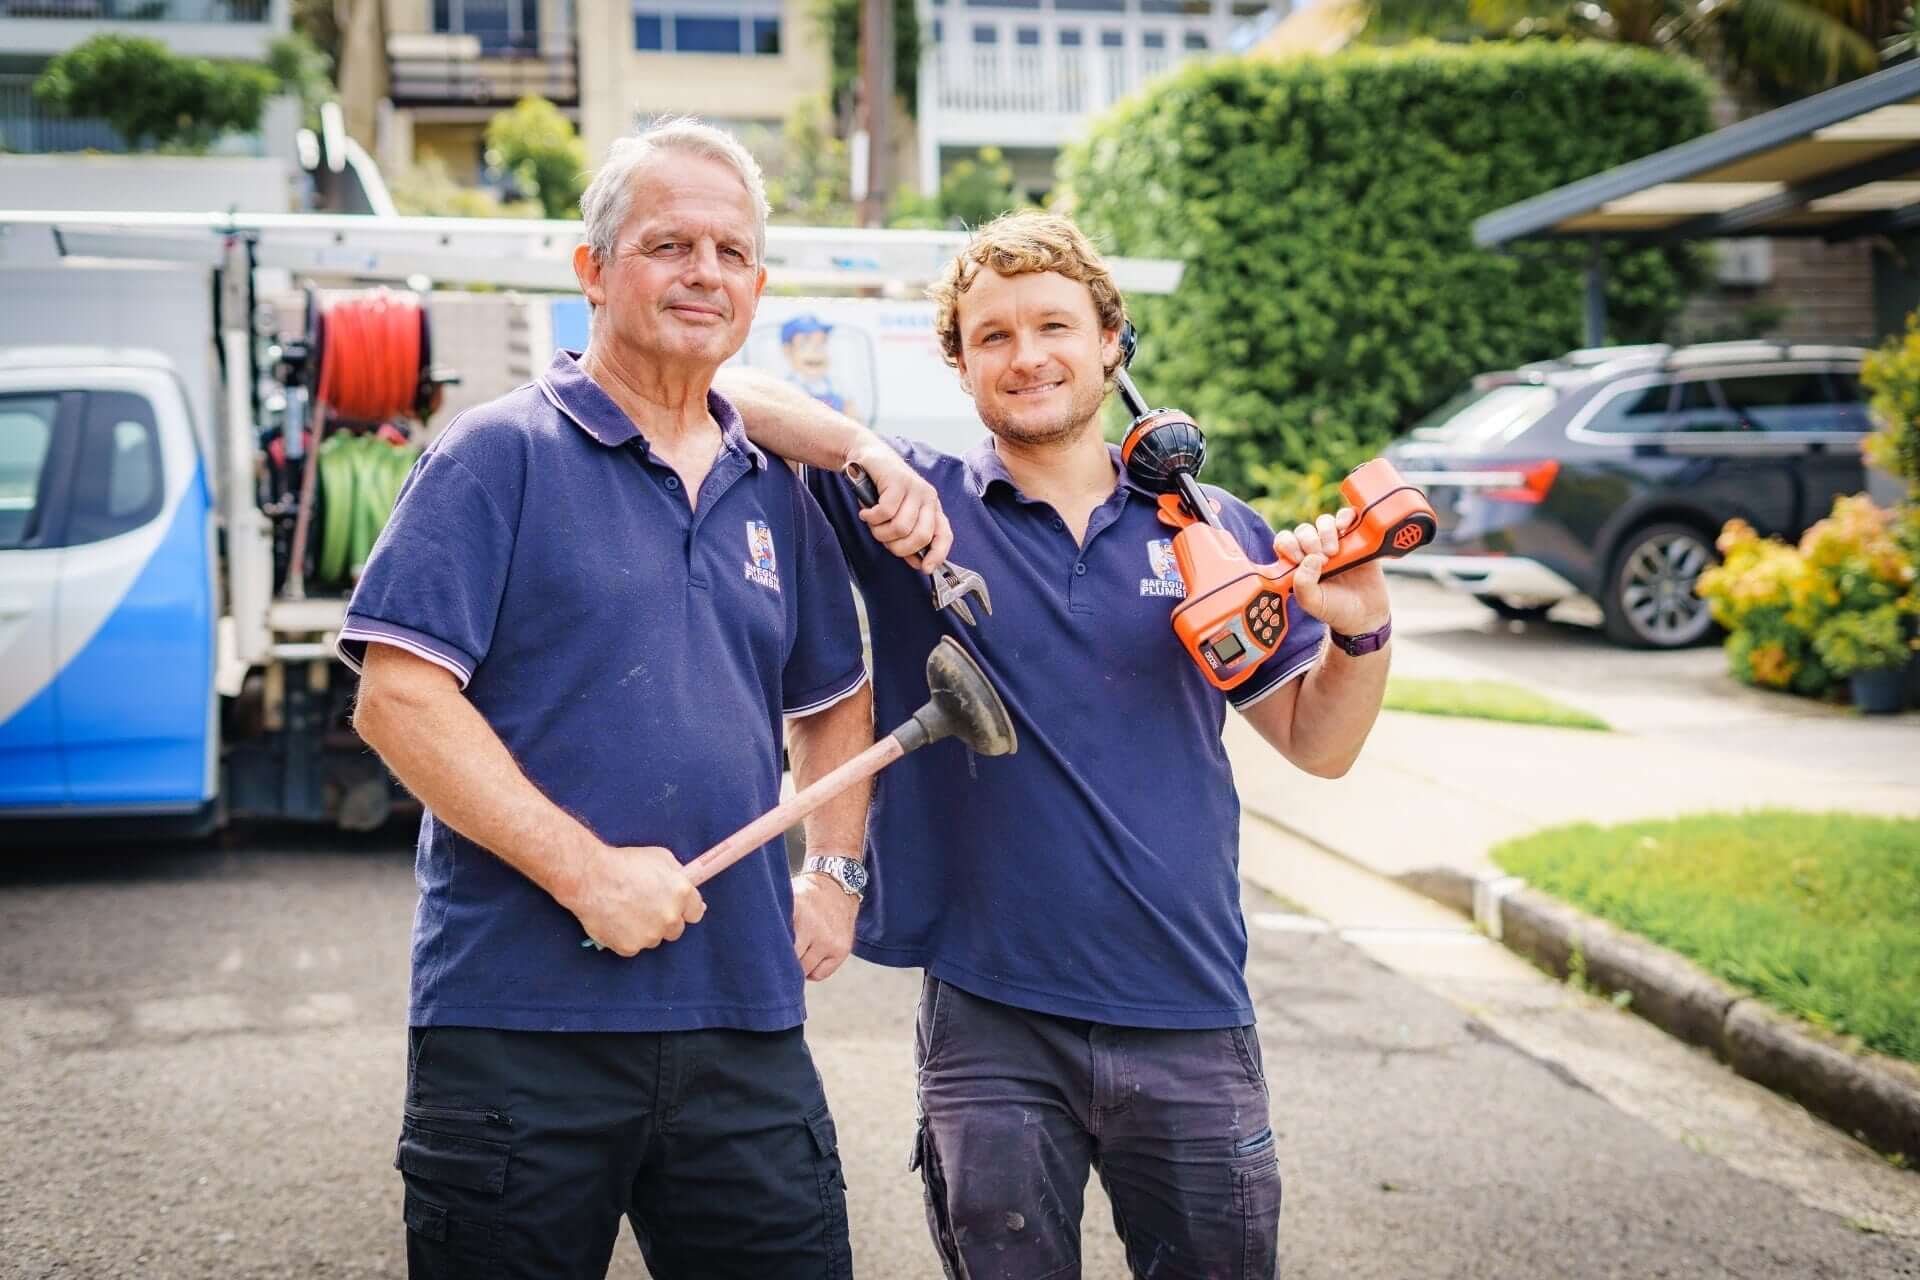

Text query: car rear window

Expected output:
[1719,369,1867,432]
[1410,383,1558,449]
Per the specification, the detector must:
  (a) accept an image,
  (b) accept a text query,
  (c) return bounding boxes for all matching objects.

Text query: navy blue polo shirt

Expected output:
[808,438,1324,1029]
[338,350,866,1033]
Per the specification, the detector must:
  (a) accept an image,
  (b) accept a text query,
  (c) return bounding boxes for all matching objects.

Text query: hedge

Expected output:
[1059,42,1714,521]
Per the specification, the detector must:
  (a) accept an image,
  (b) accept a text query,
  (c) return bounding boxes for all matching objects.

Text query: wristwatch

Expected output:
[802,854,869,898]
[1330,617,1392,657]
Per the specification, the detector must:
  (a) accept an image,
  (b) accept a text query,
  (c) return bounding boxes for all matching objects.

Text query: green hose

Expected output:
[316,434,421,588]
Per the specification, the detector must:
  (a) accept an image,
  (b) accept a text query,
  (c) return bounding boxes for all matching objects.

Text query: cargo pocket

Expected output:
[1230,1133,1282,1280]
[395,1119,510,1280]
[909,1121,964,1280]
[804,1104,853,1280]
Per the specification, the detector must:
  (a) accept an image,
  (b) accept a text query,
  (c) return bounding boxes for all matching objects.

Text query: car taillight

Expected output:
[1483,460,1559,504]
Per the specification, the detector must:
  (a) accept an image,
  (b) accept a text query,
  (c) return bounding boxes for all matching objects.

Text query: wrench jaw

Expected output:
[930,563,991,627]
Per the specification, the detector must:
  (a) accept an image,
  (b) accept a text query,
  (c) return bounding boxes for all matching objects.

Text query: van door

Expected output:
[0,392,78,808]
[51,382,217,812]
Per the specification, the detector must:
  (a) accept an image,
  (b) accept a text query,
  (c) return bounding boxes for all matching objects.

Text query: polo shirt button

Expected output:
[1052,518,1065,531]
[1074,562,1087,576]
[665,476,681,490]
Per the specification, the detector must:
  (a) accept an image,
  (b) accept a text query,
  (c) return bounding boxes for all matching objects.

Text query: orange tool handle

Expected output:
[1168,459,1436,691]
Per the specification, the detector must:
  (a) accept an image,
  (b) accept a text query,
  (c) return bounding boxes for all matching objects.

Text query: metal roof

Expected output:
[1475,59,1920,247]
[0,210,1187,294]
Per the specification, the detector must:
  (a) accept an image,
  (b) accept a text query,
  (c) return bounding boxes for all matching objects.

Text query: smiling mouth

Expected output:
[1006,381,1064,397]
[668,304,725,320]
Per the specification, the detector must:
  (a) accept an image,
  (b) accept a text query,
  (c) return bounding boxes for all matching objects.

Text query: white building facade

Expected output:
[915,0,1284,194]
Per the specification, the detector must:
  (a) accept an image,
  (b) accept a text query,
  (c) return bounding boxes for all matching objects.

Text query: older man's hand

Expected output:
[569,844,706,957]
[791,871,860,981]
[848,438,951,572]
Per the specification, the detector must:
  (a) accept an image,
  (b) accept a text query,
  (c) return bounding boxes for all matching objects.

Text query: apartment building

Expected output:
[372,0,829,182]
[0,0,290,153]
[915,0,1286,196]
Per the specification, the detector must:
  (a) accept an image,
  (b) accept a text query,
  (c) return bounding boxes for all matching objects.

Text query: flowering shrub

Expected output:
[1697,495,1918,695]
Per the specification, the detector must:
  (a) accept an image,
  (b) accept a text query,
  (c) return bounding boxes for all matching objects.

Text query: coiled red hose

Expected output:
[316,290,424,422]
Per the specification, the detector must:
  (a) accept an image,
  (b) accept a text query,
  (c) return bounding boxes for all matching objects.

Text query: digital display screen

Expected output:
[1211,634,1246,664]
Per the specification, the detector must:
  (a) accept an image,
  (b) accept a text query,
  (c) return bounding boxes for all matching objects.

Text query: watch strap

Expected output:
[1330,617,1392,656]
[802,853,867,897]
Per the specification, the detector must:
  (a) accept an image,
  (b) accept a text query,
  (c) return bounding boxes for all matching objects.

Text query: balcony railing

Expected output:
[0,0,268,20]
[0,73,124,152]
[387,31,578,106]
[931,17,1205,121]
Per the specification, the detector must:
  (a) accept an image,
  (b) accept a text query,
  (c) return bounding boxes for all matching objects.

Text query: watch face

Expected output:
[840,858,870,895]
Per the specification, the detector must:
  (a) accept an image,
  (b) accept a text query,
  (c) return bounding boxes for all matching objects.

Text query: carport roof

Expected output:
[1474,60,1920,247]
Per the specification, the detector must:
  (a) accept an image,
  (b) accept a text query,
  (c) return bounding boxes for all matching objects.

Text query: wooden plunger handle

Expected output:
[682,734,906,887]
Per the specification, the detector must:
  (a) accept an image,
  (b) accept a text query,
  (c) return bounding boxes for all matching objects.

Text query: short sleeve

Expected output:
[1216,493,1327,710]
[336,445,515,688]
[781,476,868,717]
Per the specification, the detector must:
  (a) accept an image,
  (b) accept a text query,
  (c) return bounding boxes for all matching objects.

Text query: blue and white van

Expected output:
[0,350,219,831]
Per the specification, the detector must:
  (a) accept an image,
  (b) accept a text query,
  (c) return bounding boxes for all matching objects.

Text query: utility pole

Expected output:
[857,0,894,228]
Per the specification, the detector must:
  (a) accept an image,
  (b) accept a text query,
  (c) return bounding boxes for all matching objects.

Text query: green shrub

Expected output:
[1862,312,1920,498]
[34,34,278,151]
[1059,42,1712,520]
[485,96,586,221]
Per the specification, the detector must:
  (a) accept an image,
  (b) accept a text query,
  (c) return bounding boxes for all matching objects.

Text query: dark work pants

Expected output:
[911,977,1282,1280]
[397,1025,851,1280]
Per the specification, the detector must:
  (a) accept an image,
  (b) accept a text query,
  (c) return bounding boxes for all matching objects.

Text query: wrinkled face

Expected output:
[577,153,765,372]
[953,268,1119,448]
[785,330,832,378]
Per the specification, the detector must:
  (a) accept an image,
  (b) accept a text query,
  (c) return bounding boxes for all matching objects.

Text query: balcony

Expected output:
[918,0,1275,164]
[386,31,578,107]
[0,71,122,152]
[0,0,284,57]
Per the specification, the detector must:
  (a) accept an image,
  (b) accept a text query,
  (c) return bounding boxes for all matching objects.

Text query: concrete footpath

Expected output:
[1226,590,1920,1164]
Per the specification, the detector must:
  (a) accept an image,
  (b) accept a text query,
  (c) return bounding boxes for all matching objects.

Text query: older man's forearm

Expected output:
[715,367,885,471]
[787,682,875,858]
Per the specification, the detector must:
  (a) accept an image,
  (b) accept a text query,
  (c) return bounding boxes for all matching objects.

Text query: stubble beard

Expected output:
[978,375,1110,450]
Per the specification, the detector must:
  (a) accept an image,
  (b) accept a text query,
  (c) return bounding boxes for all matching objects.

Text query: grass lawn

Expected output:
[1494,811,1920,1063]
[1383,677,1609,731]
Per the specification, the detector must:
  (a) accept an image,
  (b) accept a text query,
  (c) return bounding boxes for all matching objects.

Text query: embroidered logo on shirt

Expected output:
[1140,538,1187,598]
[744,520,781,592]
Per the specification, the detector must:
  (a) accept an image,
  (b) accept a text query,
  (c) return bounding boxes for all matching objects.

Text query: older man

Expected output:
[721,210,1398,1279]
[340,120,873,1279]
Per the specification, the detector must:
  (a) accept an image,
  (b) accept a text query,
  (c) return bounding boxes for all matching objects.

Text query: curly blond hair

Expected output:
[929,210,1129,371]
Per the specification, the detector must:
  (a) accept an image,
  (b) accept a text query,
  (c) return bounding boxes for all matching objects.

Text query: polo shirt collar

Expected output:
[961,437,1154,502]
[538,349,766,470]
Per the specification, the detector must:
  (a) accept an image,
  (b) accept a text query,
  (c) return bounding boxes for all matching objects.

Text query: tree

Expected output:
[485,96,588,220]
[818,0,920,122]
[1362,0,1888,103]
[748,96,859,226]
[33,34,278,152]
[267,31,336,130]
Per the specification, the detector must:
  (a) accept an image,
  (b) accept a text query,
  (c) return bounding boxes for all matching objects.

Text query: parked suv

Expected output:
[1382,341,1871,648]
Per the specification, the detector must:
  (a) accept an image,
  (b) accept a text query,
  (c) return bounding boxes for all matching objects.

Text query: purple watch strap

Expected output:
[1330,617,1392,656]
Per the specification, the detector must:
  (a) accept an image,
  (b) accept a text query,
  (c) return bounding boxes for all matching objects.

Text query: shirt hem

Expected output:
[785,665,870,719]
[853,938,1253,1029]
[409,1002,807,1033]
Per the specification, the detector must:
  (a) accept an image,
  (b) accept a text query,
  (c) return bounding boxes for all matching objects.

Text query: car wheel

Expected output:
[1473,595,1554,623]
[1602,522,1718,649]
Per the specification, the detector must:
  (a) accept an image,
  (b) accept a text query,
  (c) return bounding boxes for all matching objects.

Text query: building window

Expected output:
[632,2,783,53]
[1182,29,1208,47]
[435,0,541,52]
[1142,29,1166,46]
[1099,28,1124,45]
[1058,27,1083,43]
[1055,0,1125,9]
[1016,25,1040,43]
[972,23,998,42]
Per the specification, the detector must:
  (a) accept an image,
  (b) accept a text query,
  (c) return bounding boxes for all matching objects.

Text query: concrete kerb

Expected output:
[1396,863,1920,1166]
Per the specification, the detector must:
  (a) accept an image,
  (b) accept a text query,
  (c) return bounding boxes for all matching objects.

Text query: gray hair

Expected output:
[580,116,771,266]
